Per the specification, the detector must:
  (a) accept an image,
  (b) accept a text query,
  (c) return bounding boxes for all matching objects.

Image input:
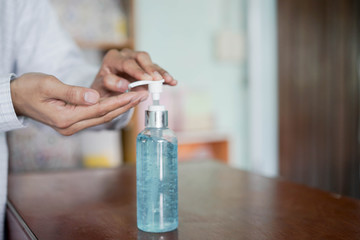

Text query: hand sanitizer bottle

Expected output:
[128,80,178,233]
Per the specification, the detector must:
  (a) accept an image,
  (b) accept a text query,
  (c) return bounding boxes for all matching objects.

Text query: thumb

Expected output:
[54,81,100,106]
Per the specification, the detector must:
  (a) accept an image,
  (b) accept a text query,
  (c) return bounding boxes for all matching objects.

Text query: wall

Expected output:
[248,0,278,176]
[135,0,278,175]
[278,0,360,197]
[135,0,248,168]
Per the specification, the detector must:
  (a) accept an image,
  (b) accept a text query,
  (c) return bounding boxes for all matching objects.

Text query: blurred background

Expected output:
[7,0,360,198]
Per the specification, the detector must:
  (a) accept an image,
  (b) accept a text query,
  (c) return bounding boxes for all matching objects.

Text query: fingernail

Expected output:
[164,72,173,80]
[143,73,152,80]
[153,71,162,80]
[117,81,123,89]
[172,79,178,85]
[84,92,98,104]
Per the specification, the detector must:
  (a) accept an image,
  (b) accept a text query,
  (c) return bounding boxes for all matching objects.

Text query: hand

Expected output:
[10,73,147,135]
[91,49,177,97]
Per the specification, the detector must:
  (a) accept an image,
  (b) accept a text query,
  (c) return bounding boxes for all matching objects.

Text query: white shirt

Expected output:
[0,0,132,237]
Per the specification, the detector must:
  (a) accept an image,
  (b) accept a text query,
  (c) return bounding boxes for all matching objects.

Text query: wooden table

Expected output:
[6,160,360,239]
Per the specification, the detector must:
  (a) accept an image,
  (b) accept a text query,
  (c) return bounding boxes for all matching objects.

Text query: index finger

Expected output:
[56,97,142,136]
[107,50,152,81]
[122,58,153,81]
[135,52,177,86]
[55,91,148,129]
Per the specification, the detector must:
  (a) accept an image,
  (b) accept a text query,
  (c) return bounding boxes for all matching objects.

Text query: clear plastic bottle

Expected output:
[136,109,178,233]
[128,79,178,233]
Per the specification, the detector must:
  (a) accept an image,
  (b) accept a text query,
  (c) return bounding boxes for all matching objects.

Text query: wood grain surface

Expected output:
[7,160,360,239]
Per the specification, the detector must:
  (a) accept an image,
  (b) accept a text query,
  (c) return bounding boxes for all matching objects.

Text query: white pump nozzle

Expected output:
[128,79,164,95]
[128,79,165,111]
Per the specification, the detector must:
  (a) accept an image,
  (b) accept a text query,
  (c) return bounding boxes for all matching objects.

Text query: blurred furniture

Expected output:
[51,0,135,50]
[7,160,360,239]
[278,0,360,198]
[177,130,229,162]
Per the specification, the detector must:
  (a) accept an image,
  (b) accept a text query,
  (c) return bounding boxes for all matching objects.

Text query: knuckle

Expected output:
[102,75,113,88]
[123,59,134,71]
[117,48,131,58]
[65,87,79,103]
[103,49,119,63]
[57,129,66,136]
[96,104,108,117]
[58,128,75,136]
[154,64,166,73]
[121,48,132,54]
[100,74,109,85]
[53,119,66,129]
[158,68,167,74]
[102,114,113,124]
[39,75,55,91]
[132,99,141,107]
[106,49,118,58]
[145,65,156,72]
[103,74,119,89]
[136,51,149,60]
[51,117,62,128]
[38,82,48,94]
[43,75,57,84]
[52,115,72,129]
[56,129,65,135]
[109,49,118,55]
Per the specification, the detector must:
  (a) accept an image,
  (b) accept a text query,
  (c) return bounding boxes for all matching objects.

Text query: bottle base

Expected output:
[137,223,178,233]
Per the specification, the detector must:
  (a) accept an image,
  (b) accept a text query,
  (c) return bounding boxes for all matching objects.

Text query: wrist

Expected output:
[10,77,23,116]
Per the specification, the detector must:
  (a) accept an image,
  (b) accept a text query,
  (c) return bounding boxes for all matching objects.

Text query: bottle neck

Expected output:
[145,110,168,128]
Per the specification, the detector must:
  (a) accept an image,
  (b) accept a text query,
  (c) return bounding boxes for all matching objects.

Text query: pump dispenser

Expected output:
[128,80,178,233]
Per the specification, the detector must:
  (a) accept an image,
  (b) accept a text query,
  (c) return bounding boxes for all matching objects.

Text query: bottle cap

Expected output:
[145,110,168,128]
[128,79,168,128]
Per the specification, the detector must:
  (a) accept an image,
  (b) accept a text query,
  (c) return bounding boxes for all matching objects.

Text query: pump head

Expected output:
[128,79,164,101]
[128,79,168,127]
[128,79,166,111]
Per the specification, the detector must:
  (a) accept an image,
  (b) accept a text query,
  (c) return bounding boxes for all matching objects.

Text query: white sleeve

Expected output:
[0,74,24,132]
[14,0,97,86]
[12,0,132,129]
